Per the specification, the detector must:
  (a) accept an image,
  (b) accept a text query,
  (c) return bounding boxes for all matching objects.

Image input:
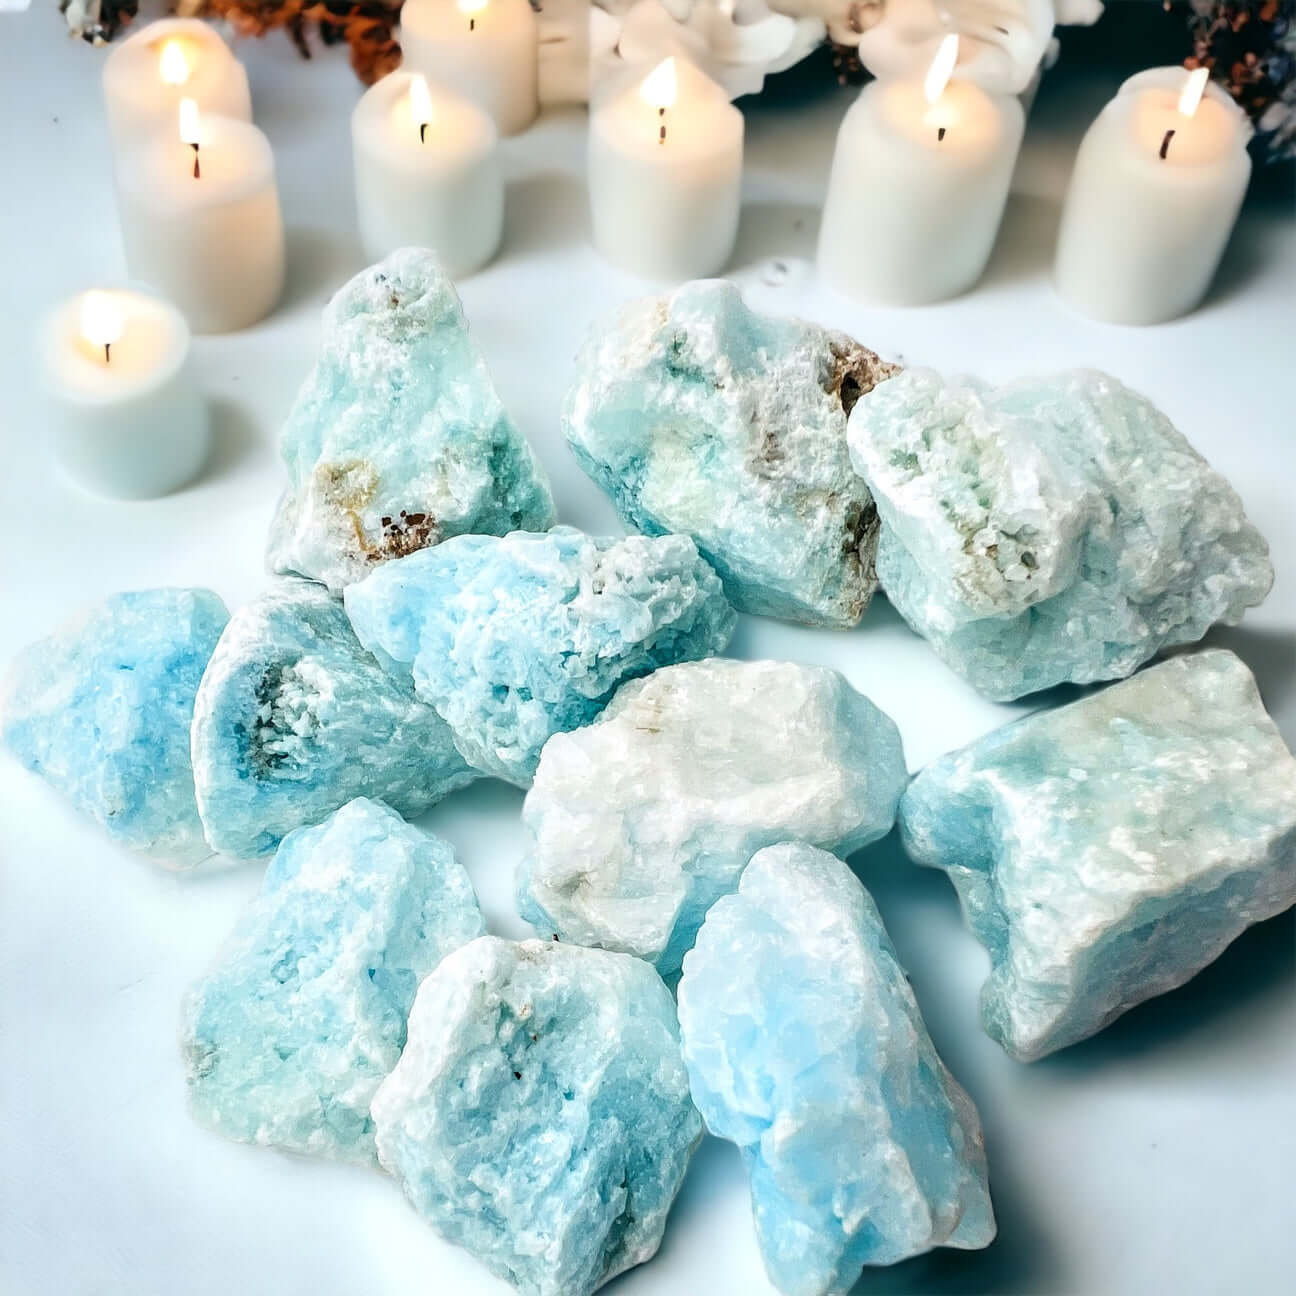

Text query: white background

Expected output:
[1,9,1293,1295]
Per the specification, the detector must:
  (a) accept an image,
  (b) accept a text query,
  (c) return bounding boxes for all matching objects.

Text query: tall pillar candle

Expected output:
[817,35,1024,306]
[1054,67,1252,325]
[40,290,208,499]
[589,57,744,280]
[352,71,503,274]
[102,17,251,156]
[116,102,285,334]
[399,0,539,135]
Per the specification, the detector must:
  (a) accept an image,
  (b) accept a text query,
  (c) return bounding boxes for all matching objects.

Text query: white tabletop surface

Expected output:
[2,10,1294,1296]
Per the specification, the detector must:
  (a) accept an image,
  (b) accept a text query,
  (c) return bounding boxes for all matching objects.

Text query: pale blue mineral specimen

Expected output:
[563,280,900,627]
[517,658,908,976]
[181,798,484,1163]
[900,650,1296,1061]
[344,526,736,785]
[1,588,229,867]
[372,936,702,1296]
[678,843,995,1295]
[848,368,1273,699]
[191,580,477,858]
[267,248,555,593]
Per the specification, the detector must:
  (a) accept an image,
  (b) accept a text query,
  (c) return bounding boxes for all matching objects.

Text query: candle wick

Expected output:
[659,106,667,146]
[938,126,947,142]
[420,122,428,144]
[191,141,201,179]
[469,16,475,30]
[104,341,111,365]
[1159,128,1175,160]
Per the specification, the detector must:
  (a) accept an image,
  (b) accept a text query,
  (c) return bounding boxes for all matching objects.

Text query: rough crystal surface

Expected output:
[678,843,996,1294]
[563,279,900,627]
[899,649,1296,1061]
[267,248,555,593]
[517,658,908,975]
[191,579,477,858]
[372,936,702,1296]
[181,798,484,1163]
[1,588,229,867]
[848,368,1273,699]
[344,526,736,785]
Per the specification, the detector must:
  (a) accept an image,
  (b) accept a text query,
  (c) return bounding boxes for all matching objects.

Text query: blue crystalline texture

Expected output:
[191,579,477,858]
[266,248,555,593]
[563,279,900,627]
[371,936,702,1296]
[899,649,1296,1061]
[678,843,995,1296]
[181,798,485,1163]
[516,658,909,977]
[344,526,737,785]
[1,588,229,867]
[847,368,1273,699]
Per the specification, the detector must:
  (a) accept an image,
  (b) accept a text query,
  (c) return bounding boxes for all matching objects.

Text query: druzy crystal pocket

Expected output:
[900,649,1296,1060]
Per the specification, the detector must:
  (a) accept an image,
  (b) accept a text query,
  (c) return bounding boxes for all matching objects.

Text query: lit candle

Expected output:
[40,290,208,499]
[588,56,744,280]
[352,70,503,275]
[115,101,285,334]
[1054,67,1253,325]
[399,0,539,136]
[817,34,1025,306]
[102,17,251,157]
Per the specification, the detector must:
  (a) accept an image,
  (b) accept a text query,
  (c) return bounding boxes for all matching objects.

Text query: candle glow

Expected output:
[641,57,678,112]
[410,74,434,142]
[158,39,191,87]
[1178,66,1210,118]
[81,291,124,364]
[459,0,488,29]
[924,33,960,106]
[179,97,202,177]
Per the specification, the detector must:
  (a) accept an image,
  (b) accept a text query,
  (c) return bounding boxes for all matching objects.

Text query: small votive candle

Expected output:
[589,57,744,280]
[1054,67,1253,325]
[41,290,208,499]
[817,35,1025,306]
[116,101,285,333]
[102,17,252,157]
[399,0,539,136]
[352,71,503,274]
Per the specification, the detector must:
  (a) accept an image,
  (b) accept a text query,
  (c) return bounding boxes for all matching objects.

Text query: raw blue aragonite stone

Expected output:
[371,936,702,1296]
[181,798,484,1163]
[847,368,1273,700]
[344,526,736,785]
[899,649,1296,1061]
[1,588,229,867]
[191,580,477,858]
[266,248,555,593]
[517,658,908,976]
[563,279,900,628]
[678,843,995,1295]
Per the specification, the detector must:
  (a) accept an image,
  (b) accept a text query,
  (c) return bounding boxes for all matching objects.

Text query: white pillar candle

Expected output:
[40,290,208,500]
[352,70,503,275]
[588,57,744,280]
[817,35,1025,306]
[1054,67,1253,325]
[399,0,539,136]
[102,17,251,157]
[116,102,285,334]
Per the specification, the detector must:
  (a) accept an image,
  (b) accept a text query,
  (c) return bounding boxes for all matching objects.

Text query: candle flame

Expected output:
[81,292,123,355]
[640,57,678,112]
[458,0,489,13]
[924,33,959,105]
[410,74,434,128]
[159,39,190,87]
[178,97,201,146]
[1178,66,1209,118]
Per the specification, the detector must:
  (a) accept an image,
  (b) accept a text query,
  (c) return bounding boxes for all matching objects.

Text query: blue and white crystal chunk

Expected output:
[344,526,736,785]
[563,279,900,627]
[847,368,1273,699]
[181,798,484,1162]
[1,588,229,867]
[191,579,477,858]
[899,649,1296,1060]
[517,658,908,975]
[678,842,996,1294]
[372,936,702,1296]
[267,248,555,593]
